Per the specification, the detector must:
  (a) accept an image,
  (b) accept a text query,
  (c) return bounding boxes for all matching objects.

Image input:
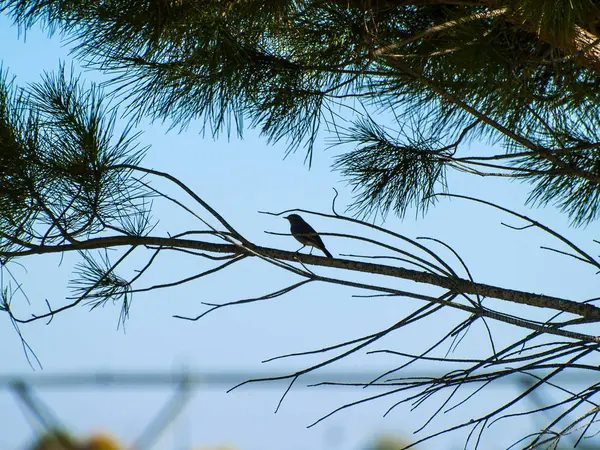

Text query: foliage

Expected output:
[3,0,600,222]
[0,63,151,263]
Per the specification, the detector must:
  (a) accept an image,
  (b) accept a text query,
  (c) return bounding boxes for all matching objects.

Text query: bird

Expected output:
[284,214,333,258]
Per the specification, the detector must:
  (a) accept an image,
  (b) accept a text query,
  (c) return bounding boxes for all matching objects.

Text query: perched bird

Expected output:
[284,214,333,258]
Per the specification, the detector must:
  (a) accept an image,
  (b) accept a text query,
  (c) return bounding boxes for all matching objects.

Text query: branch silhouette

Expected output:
[2,164,600,450]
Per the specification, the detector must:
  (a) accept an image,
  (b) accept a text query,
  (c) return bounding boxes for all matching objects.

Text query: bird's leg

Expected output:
[295,245,306,254]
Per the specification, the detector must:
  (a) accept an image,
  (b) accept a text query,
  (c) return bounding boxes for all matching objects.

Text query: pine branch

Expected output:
[3,232,599,323]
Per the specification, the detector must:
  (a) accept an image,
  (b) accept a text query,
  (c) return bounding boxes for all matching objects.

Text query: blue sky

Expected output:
[1,13,599,450]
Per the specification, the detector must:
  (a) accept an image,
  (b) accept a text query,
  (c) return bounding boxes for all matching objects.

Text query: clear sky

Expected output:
[1,13,599,450]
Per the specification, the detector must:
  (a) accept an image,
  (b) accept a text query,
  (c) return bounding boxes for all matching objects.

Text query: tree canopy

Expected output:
[3,0,600,223]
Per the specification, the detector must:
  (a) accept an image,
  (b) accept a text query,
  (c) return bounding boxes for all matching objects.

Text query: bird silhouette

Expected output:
[284,214,333,258]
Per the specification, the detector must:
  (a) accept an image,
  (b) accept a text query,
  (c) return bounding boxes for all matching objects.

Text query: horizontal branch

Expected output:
[5,234,600,323]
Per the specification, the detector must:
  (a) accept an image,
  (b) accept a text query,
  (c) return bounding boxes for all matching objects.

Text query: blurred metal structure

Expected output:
[4,371,600,450]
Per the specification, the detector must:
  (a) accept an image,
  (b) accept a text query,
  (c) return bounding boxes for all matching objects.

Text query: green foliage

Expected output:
[3,0,600,224]
[505,102,600,225]
[70,249,132,326]
[333,116,448,219]
[506,0,600,45]
[0,68,42,255]
[0,63,152,260]
[29,66,148,234]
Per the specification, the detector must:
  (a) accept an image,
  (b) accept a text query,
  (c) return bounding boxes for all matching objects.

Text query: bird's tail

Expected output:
[322,247,333,258]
